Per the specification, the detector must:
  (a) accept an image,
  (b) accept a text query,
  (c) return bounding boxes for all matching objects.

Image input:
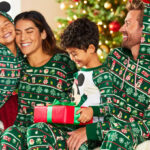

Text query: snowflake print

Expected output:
[69,61,75,70]
[36,86,43,93]
[26,85,31,91]
[63,57,67,61]
[6,79,11,85]
[54,55,61,61]
[109,132,118,141]
[97,77,103,83]
[113,76,117,82]
[12,80,15,84]
[22,85,26,89]
[12,139,16,144]
[61,92,66,98]
[126,88,133,95]
[147,48,150,54]
[119,101,124,107]
[37,122,45,129]
[104,75,108,79]
[31,87,36,92]
[50,89,56,96]
[1,80,4,83]
[44,88,49,93]
[18,126,26,133]
[132,128,140,135]
[138,94,146,102]
[119,137,124,144]
[133,92,138,97]
[3,50,7,55]
[124,141,130,148]
[106,89,110,93]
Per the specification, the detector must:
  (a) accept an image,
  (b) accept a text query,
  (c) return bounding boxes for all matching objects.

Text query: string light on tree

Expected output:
[104,2,112,9]
[60,3,66,10]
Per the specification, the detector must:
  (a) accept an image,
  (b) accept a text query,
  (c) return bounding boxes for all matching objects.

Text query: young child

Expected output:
[0,11,23,129]
[61,18,113,123]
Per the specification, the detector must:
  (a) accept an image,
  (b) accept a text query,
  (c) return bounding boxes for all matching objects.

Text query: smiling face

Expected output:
[0,15,15,47]
[119,10,143,50]
[15,19,46,56]
[66,47,92,68]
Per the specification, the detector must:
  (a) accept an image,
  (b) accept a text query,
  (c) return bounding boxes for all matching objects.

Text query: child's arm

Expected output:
[76,107,93,123]
[90,67,114,117]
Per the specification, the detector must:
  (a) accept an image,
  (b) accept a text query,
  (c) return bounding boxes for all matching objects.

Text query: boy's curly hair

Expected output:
[61,18,99,51]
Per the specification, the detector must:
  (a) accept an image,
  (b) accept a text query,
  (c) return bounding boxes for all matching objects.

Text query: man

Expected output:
[67,0,150,149]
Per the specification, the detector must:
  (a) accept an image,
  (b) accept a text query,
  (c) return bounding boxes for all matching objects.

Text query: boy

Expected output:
[61,18,113,125]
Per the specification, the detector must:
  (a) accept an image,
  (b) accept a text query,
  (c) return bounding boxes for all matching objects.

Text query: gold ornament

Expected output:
[104,2,112,9]
[100,44,110,54]
[98,25,103,33]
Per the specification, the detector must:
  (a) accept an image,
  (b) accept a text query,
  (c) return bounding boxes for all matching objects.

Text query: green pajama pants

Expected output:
[27,123,88,150]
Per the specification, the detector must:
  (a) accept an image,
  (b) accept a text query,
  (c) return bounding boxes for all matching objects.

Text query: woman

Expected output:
[0,11,77,149]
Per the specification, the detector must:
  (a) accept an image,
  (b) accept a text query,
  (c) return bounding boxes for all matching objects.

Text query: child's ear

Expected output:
[41,30,47,40]
[88,44,95,53]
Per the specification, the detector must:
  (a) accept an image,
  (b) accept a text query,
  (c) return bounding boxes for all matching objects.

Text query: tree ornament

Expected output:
[98,25,103,33]
[109,21,121,32]
[141,0,150,3]
[94,10,99,16]
[114,0,118,4]
[73,0,80,2]
[104,2,112,9]
[100,44,110,54]
[120,11,126,18]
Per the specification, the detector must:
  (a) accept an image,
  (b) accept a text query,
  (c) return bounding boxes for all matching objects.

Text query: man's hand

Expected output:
[77,107,93,123]
[67,127,87,150]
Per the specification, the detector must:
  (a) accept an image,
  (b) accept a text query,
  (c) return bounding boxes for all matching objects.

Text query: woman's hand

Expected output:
[67,127,87,150]
[77,107,93,123]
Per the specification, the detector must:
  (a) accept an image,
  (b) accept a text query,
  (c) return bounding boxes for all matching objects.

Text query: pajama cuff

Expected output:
[91,106,100,116]
[86,122,99,140]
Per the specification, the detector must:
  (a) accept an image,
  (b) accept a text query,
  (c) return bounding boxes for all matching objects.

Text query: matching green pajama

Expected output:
[0,11,23,108]
[86,2,150,150]
[0,53,77,149]
[27,65,113,150]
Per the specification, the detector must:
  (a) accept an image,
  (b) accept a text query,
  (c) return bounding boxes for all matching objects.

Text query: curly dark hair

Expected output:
[61,18,99,51]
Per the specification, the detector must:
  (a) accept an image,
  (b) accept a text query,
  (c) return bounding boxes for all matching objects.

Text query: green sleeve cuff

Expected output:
[86,123,99,140]
[91,106,100,116]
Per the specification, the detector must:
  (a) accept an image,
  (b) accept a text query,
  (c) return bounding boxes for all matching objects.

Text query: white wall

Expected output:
[21,0,66,30]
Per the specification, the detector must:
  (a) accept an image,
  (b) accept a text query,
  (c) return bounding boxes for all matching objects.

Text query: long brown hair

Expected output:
[14,11,62,55]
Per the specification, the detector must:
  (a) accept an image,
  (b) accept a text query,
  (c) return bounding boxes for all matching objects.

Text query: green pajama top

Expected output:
[0,11,24,108]
[15,53,77,127]
[0,45,23,108]
[86,2,150,147]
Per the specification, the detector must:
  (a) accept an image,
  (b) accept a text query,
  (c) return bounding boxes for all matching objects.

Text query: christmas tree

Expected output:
[55,0,127,62]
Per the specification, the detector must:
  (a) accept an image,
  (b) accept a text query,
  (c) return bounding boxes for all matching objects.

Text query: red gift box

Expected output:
[34,105,93,125]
